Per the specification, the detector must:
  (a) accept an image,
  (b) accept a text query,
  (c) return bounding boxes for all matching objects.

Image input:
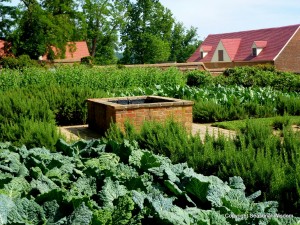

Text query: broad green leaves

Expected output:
[0,139,299,224]
[121,0,174,64]
[0,195,14,225]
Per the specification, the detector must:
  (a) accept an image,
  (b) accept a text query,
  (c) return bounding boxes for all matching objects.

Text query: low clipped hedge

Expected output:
[217,65,300,92]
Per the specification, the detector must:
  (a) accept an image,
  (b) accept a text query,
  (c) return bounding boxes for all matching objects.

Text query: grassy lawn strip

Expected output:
[212,115,300,131]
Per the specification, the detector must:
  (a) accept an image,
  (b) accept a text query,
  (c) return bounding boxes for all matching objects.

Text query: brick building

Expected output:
[188,24,300,73]
[0,40,12,58]
[41,41,90,63]
[0,40,5,57]
[0,40,90,63]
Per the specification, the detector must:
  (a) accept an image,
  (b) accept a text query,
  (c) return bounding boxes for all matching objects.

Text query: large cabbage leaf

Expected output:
[3,177,31,198]
[67,202,93,225]
[99,178,127,208]
[7,198,45,224]
[0,195,14,225]
[30,175,59,194]
[0,150,22,175]
[42,200,66,224]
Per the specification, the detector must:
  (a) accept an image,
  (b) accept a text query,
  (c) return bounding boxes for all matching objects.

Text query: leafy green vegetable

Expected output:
[8,198,45,224]
[30,175,59,194]
[99,178,127,208]
[0,139,299,224]
[67,202,93,225]
[0,195,14,225]
[42,200,65,224]
[111,194,135,225]
[92,208,112,225]
[3,177,31,198]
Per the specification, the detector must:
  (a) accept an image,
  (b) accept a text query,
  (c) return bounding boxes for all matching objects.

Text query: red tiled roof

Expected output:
[0,40,12,58]
[0,40,5,57]
[221,38,241,60]
[42,41,90,61]
[188,24,300,62]
[253,41,268,48]
[201,45,212,51]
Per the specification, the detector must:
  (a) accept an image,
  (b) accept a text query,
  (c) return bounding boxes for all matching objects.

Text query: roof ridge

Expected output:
[207,24,300,36]
[187,24,300,63]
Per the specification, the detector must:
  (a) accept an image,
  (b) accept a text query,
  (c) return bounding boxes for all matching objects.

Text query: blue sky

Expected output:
[160,0,300,40]
[8,0,300,40]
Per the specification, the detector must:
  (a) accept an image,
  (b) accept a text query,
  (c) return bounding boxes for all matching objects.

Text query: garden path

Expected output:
[59,123,236,142]
[191,123,236,140]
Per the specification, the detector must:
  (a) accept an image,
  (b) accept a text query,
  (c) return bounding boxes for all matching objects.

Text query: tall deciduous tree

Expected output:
[11,0,49,58]
[120,0,174,64]
[82,0,127,64]
[169,22,201,63]
[10,0,80,59]
[41,0,86,41]
[0,0,20,39]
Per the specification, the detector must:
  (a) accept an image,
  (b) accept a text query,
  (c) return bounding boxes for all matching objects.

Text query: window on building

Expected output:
[218,50,224,61]
[200,51,204,59]
[252,48,257,57]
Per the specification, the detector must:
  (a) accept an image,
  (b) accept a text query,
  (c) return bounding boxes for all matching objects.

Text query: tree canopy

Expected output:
[0,0,20,39]
[120,0,173,64]
[0,0,201,64]
[82,0,128,65]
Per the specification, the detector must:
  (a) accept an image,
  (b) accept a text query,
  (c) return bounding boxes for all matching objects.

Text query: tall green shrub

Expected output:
[105,119,300,215]
[0,89,59,149]
[220,65,300,92]
[0,55,39,69]
[186,70,212,87]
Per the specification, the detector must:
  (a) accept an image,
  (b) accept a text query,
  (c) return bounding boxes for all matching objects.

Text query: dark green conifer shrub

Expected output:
[0,55,38,69]
[186,70,212,87]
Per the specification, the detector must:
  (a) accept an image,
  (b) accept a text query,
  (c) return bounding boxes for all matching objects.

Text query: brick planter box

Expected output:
[87,96,194,134]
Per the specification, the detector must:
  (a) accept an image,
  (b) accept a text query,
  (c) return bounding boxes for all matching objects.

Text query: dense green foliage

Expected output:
[82,0,127,64]
[169,22,201,63]
[1,65,300,146]
[0,0,19,39]
[9,0,79,59]
[0,54,39,69]
[213,116,300,131]
[114,83,300,122]
[1,65,300,217]
[186,70,213,87]
[0,66,184,92]
[0,88,59,149]
[0,66,183,148]
[106,119,300,216]
[0,139,299,224]
[1,0,200,64]
[219,65,300,92]
[120,0,174,64]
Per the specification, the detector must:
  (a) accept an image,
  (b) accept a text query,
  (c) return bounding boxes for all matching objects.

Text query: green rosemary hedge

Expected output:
[105,119,300,216]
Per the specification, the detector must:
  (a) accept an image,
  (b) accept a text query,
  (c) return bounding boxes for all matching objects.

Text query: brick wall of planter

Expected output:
[87,96,194,134]
[114,104,193,132]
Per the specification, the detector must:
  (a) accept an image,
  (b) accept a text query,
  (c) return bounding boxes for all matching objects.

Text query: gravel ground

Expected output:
[59,124,300,142]
[59,123,237,142]
[191,123,236,140]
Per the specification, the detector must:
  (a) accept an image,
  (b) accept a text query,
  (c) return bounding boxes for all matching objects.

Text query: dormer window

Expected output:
[200,45,212,59]
[252,48,257,57]
[252,41,267,56]
[218,50,224,61]
[210,39,241,62]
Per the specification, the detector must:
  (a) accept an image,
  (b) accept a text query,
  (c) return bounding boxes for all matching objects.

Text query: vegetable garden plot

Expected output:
[0,140,299,225]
